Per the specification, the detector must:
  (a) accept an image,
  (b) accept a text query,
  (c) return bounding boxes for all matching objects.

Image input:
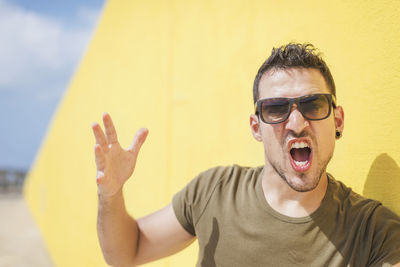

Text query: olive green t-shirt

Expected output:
[172,165,400,267]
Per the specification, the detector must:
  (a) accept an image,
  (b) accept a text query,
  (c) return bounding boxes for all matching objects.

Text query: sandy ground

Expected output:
[0,194,53,267]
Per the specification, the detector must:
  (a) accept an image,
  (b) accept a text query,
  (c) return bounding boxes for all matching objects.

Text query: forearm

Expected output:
[97,189,138,267]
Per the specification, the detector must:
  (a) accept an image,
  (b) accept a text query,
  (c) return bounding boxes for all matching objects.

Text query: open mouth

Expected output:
[289,140,312,172]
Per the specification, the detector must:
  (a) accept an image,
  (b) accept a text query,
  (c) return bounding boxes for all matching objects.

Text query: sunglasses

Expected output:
[255,93,337,124]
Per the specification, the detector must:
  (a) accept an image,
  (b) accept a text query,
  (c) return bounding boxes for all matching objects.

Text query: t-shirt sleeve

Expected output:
[172,166,231,236]
[368,205,400,266]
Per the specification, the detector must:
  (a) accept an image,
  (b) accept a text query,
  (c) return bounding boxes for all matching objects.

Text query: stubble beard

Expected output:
[268,152,332,193]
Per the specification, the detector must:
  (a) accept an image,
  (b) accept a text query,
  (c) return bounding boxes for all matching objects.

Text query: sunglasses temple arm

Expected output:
[332,95,337,108]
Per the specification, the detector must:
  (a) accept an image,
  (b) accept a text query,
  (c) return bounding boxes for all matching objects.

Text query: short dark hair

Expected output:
[253,43,336,104]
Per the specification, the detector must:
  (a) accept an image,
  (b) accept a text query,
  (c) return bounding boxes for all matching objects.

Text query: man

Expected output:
[92,43,400,266]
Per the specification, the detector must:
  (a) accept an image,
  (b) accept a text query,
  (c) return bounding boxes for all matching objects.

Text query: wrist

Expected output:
[98,188,124,203]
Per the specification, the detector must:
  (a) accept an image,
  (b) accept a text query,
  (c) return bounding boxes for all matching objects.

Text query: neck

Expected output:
[261,165,329,218]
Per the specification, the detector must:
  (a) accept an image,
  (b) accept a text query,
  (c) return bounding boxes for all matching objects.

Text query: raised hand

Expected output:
[92,113,148,197]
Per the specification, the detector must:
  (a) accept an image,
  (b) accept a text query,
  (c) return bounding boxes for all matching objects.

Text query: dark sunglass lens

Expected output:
[261,99,290,123]
[300,95,330,120]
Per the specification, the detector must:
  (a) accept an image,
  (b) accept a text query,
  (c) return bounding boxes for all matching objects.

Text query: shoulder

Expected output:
[174,164,262,208]
[172,165,262,235]
[327,175,400,264]
[328,176,400,237]
[327,174,382,212]
[187,164,262,196]
[197,164,262,179]
[329,172,400,220]
[326,174,398,229]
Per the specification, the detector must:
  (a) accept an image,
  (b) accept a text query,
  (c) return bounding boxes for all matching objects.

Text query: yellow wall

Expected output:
[24,0,400,266]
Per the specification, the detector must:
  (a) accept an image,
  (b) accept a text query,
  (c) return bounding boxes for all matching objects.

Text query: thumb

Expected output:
[128,128,149,156]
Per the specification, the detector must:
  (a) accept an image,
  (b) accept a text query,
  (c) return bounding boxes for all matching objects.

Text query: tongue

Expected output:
[291,148,310,162]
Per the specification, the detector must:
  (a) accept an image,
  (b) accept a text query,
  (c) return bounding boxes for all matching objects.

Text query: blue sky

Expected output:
[0,0,105,170]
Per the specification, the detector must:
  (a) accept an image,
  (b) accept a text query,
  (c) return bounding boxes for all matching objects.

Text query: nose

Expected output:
[285,104,310,134]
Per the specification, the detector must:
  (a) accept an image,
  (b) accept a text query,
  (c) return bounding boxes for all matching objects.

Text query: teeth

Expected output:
[291,141,309,149]
[294,160,307,167]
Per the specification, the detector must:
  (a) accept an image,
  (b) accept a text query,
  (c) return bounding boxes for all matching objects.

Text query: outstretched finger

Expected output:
[103,112,118,145]
[92,123,109,152]
[94,144,106,171]
[128,128,149,156]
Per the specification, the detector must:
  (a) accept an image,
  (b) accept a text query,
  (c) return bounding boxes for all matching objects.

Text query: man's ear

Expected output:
[334,106,344,136]
[250,114,262,142]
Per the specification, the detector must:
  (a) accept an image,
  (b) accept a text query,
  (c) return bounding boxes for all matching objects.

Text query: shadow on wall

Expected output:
[363,153,400,216]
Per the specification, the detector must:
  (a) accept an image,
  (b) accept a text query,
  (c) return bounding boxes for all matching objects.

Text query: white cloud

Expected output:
[0,0,102,97]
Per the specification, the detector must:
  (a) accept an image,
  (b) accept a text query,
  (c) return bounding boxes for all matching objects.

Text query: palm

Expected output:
[92,113,148,197]
[107,143,134,179]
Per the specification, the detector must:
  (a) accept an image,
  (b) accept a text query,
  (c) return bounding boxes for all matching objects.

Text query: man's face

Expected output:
[250,68,344,192]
